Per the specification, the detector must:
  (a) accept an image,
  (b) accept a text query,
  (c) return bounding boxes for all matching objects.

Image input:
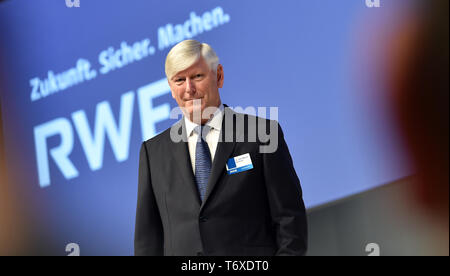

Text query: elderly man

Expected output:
[134,39,307,256]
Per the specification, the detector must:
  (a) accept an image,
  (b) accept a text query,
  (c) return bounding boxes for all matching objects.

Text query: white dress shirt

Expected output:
[184,104,224,174]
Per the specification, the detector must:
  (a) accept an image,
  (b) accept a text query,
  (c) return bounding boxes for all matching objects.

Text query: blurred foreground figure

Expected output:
[387,0,448,252]
[0,61,26,255]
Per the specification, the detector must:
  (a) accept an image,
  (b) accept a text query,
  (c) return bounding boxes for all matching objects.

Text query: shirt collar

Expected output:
[184,103,224,137]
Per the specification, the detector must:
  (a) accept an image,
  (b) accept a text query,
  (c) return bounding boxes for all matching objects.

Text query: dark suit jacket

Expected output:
[134,105,307,256]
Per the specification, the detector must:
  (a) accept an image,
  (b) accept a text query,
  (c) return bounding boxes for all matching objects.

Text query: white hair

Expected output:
[165,40,219,80]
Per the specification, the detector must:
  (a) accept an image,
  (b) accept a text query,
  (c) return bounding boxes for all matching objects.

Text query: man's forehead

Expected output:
[172,58,209,78]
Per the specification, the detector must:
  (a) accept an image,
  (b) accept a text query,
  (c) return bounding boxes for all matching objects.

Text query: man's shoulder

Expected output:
[142,120,182,147]
[224,106,280,129]
[223,106,282,150]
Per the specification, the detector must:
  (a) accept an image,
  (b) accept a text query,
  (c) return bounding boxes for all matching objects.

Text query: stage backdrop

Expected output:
[0,0,412,255]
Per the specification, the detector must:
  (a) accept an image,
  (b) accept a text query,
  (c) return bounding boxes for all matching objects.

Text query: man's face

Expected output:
[168,57,224,122]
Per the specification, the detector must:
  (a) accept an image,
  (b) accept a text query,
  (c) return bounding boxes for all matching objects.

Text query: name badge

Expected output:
[226,153,253,175]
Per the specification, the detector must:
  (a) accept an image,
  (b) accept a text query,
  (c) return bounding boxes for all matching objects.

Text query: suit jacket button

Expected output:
[197,252,203,256]
[199,216,208,222]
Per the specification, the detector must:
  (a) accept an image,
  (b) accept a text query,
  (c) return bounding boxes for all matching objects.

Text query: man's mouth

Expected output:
[185,97,203,102]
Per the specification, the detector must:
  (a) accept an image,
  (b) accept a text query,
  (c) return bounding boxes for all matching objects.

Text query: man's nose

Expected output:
[185,78,196,94]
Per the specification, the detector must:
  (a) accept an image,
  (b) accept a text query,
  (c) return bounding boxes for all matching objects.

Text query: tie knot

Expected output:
[194,125,210,141]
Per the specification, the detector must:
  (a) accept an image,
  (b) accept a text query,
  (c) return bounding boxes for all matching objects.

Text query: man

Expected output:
[134,40,307,256]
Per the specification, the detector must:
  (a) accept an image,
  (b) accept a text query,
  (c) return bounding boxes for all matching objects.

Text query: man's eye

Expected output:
[175,78,184,83]
[195,74,203,78]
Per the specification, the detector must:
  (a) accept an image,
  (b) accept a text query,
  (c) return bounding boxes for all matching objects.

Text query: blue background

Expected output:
[0,0,412,255]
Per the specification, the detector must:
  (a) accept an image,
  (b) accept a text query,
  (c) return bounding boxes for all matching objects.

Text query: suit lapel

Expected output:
[200,106,237,211]
[170,119,202,206]
[170,106,240,211]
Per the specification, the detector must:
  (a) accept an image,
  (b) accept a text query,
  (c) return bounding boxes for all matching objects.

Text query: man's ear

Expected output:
[217,64,224,88]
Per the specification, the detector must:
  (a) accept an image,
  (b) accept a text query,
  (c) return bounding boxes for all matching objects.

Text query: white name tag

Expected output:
[226,153,254,175]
